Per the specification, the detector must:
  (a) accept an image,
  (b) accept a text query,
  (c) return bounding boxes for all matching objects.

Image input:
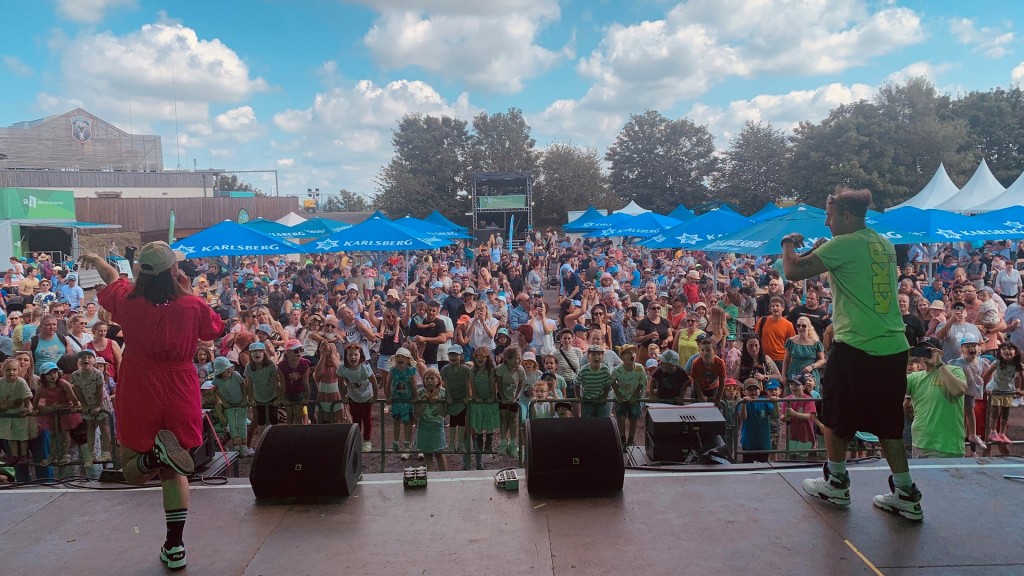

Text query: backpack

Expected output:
[31,332,70,354]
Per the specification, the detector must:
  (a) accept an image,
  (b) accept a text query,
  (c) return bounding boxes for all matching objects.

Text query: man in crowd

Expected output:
[787,287,830,340]
[756,297,795,365]
[904,337,967,458]
[947,334,990,452]
[934,302,983,363]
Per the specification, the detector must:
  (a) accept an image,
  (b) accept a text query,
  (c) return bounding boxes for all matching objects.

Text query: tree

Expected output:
[374,114,472,219]
[605,110,719,214]
[715,121,791,214]
[321,189,370,212]
[534,144,612,226]
[469,107,540,174]
[215,174,264,196]
[951,86,1024,186]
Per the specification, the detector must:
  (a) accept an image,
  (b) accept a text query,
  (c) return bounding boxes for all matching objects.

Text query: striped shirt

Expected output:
[576,364,612,401]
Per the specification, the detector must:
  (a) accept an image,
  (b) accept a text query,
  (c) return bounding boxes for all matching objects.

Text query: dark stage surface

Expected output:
[2,458,1023,575]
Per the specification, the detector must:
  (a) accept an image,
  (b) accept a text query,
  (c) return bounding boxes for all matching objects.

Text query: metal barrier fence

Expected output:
[1,393,1016,479]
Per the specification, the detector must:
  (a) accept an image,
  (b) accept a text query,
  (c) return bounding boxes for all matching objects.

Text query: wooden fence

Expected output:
[74,197,301,233]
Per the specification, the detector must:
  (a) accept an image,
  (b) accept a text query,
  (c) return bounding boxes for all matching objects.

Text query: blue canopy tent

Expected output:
[665,204,695,223]
[975,206,1024,232]
[394,215,474,239]
[569,211,632,233]
[564,206,606,232]
[289,217,352,239]
[873,207,1024,244]
[243,218,299,239]
[690,208,831,256]
[424,210,469,234]
[640,209,752,248]
[304,216,453,253]
[749,202,780,221]
[171,220,304,257]
[585,212,683,239]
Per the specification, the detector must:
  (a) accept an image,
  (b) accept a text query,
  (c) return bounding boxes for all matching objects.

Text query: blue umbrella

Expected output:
[305,216,452,253]
[394,215,474,239]
[571,211,632,233]
[665,204,695,222]
[585,211,683,238]
[974,206,1024,233]
[690,207,832,256]
[424,210,469,233]
[750,203,825,222]
[172,220,304,257]
[641,208,752,248]
[564,206,607,232]
[749,202,780,221]
[874,207,1024,244]
[243,218,300,239]
[289,217,352,239]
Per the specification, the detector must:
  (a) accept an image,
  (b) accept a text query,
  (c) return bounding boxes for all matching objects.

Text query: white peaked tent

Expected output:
[891,163,959,209]
[615,200,649,216]
[981,171,1024,211]
[276,212,308,226]
[935,159,1006,213]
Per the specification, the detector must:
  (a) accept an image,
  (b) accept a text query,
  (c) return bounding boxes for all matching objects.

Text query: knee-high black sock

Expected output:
[165,508,188,548]
[137,451,160,474]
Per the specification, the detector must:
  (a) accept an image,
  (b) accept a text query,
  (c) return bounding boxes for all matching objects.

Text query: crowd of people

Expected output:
[2,219,1023,483]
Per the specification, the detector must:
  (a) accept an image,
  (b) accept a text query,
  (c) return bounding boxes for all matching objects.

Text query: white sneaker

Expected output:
[361,441,372,452]
[153,430,195,476]
[160,544,187,570]
[801,463,851,506]
[873,475,923,521]
[969,435,988,451]
[246,447,256,457]
[97,451,112,463]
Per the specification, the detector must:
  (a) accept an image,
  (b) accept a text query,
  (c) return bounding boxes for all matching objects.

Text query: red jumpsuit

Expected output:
[98,279,223,452]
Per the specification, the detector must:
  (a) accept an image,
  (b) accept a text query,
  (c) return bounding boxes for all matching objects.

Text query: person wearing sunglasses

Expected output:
[782,185,921,522]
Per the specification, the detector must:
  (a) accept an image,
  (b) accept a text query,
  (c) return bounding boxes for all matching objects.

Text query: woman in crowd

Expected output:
[737,335,781,383]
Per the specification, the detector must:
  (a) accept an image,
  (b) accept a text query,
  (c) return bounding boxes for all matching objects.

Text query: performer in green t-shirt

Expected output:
[782,185,923,522]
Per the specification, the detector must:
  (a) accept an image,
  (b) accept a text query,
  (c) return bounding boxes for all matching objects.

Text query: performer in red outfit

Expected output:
[81,242,223,571]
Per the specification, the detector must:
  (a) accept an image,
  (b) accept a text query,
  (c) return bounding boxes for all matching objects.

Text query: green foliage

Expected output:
[373,114,472,218]
[534,144,611,226]
[606,110,719,214]
[215,174,263,196]
[715,121,791,215]
[470,107,540,174]
[951,87,1024,186]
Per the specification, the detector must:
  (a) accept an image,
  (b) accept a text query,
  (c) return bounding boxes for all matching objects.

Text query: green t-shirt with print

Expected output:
[906,366,966,455]
[813,228,909,356]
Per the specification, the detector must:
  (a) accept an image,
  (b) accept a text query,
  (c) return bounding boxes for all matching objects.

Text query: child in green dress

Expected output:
[441,345,473,469]
[468,347,499,470]
[414,368,447,471]
[495,346,526,457]
[611,345,646,448]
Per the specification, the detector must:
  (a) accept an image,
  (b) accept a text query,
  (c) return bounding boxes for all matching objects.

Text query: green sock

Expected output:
[892,471,913,490]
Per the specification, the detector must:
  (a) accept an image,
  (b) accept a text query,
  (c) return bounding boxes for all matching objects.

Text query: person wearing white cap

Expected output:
[79,242,223,570]
[947,333,990,453]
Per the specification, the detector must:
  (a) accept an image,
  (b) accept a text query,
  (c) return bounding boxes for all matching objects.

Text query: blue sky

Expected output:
[1,0,1022,200]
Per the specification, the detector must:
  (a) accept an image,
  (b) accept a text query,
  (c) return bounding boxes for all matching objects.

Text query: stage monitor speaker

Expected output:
[250,424,361,499]
[525,418,624,496]
[189,413,217,469]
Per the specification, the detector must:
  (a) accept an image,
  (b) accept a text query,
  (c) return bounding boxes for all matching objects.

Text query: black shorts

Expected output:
[448,409,467,427]
[820,342,908,440]
[254,403,280,426]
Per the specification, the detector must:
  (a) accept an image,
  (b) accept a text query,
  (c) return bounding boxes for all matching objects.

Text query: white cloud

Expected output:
[55,0,137,24]
[2,55,33,77]
[575,0,924,110]
[277,158,295,167]
[270,78,480,195]
[361,0,565,93]
[949,18,1015,59]
[884,61,955,85]
[688,82,875,147]
[48,22,268,125]
[1014,62,1024,86]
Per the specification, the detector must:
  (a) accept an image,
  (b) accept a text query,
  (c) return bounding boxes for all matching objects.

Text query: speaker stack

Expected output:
[644,404,726,462]
[525,418,625,496]
[249,424,362,499]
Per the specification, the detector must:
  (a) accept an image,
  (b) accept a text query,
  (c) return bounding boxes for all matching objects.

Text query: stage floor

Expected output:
[2,458,1023,575]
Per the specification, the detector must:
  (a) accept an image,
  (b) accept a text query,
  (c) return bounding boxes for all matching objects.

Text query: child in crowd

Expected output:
[520,351,542,423]
[194,345,214,383]
[278,339,311,425]
[441,345,472,468]
[649,350,689,405]
[781,375,818,460]
[611,345,645,448]
[765,379,783,458]
[495,346,526,456]
[468,347,499,470]
[337,343,379,451]
[212,356,250,457]
[577,344,613,417]
[388,347,417,460]
[314,341,344,424]
[554,402,574,419]
[33,362,81,466]
[720,378,742,460]
[493,328,512,360]
[0,359,34,464]
[738,379,775,463]
[983,341,1023,445]
[414,368,447,471]
[244,341,278,450]
[70,350,113,465]
[541,355,568,398]
[530,373,557,419]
